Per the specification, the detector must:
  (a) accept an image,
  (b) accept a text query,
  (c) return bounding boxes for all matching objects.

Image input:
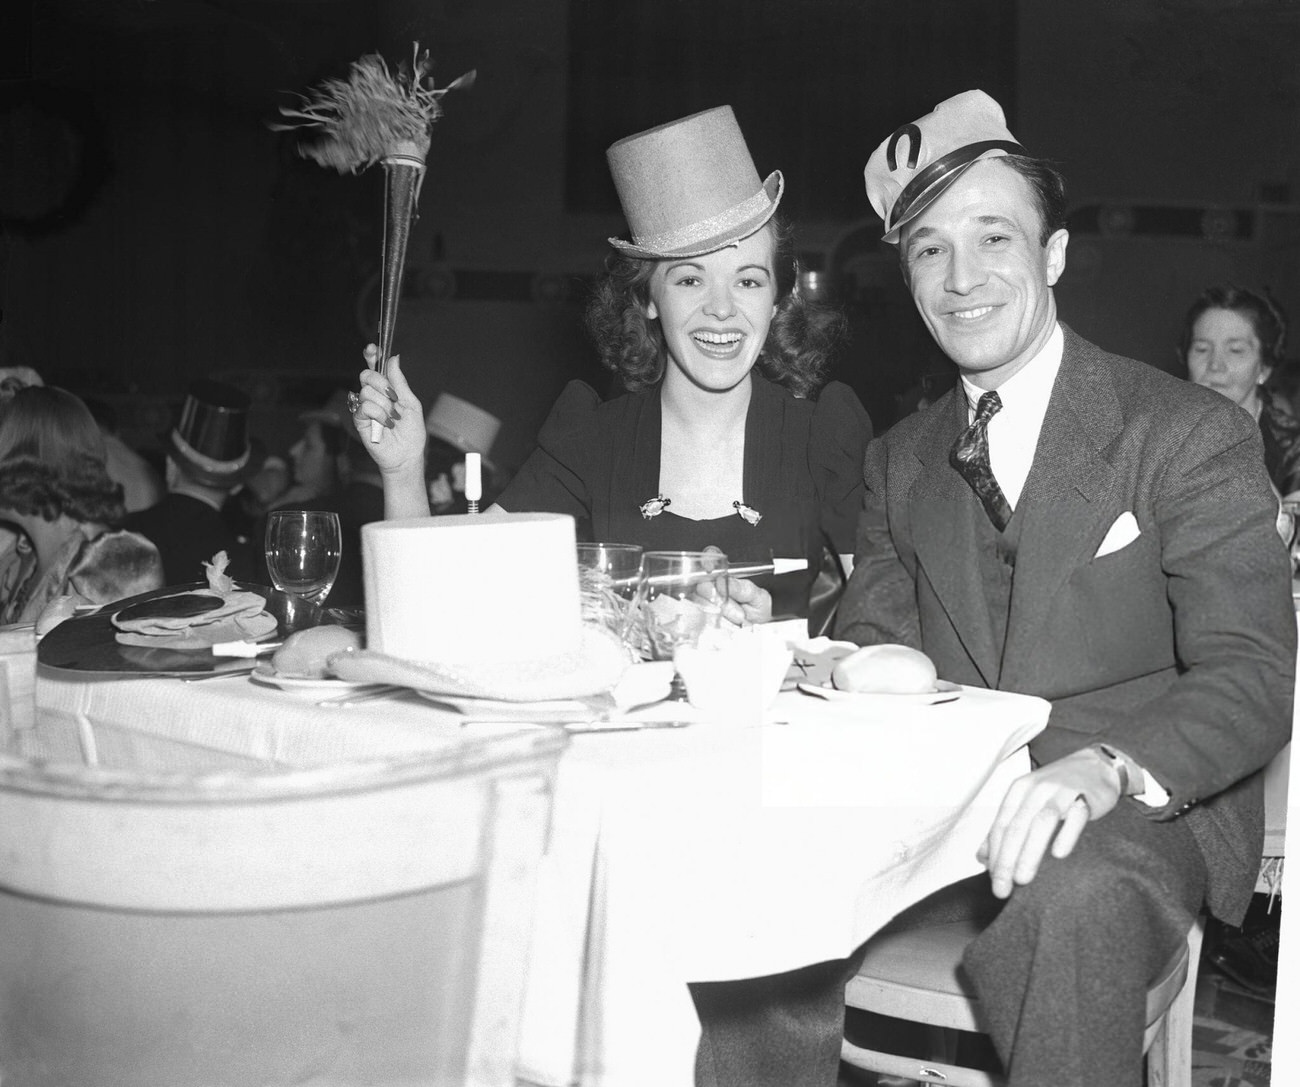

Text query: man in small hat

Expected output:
[126,379,257,585]
[423,391,502,514]
[831,91,1293,1085]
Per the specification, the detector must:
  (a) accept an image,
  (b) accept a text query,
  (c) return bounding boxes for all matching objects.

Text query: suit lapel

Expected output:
[910,391,1003,685]
[1000,334,1125,687]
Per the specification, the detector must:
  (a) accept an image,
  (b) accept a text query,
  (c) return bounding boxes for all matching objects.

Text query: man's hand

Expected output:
[700,546,774,626]
[722,573,773,626]
[978,748,1124,898]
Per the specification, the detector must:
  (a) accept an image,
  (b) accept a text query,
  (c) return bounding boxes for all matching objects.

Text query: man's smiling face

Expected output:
[900,158,1068,390]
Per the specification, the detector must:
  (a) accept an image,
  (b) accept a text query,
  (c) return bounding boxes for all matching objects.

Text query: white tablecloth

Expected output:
[26,667,1048,1087]
[516,685,1048,1086]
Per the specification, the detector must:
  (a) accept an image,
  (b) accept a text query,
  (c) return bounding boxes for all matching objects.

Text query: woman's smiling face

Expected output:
[646,225,778,394]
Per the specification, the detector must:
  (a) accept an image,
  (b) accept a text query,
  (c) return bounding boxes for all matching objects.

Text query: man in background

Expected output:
[126,379,256,585]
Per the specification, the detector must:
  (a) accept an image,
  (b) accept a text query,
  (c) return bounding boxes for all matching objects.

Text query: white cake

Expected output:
[362,512,581,666]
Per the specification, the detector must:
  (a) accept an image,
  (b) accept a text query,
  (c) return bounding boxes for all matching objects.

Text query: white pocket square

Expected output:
[1094,511,1140,558]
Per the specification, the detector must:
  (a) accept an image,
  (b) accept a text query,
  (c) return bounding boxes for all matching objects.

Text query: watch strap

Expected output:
[1091,742,1140,796]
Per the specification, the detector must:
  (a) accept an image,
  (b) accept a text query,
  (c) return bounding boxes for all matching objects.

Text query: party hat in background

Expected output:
[272,45,475,389]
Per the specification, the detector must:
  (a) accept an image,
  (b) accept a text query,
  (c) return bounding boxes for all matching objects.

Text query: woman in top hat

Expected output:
[350,106,871,627]
[0,385,164,626]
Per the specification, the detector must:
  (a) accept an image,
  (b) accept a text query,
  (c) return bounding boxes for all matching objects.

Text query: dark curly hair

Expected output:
[584,215,846,398]
[0,385,126,525]
[1178,284,1288,370]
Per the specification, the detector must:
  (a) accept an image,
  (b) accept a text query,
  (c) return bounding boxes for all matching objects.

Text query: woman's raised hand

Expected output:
[352,345,425,476]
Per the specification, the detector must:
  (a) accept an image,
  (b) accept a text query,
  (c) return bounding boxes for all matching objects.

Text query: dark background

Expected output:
[1,0,1297,470]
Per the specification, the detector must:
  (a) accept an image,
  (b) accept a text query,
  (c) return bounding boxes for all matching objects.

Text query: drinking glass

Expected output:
[576,543,644,656]
[634,551,730,695]
[264,510,343,608]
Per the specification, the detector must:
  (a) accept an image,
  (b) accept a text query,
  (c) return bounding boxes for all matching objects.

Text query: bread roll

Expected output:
[831,644,938,694]
[271,626,363,679]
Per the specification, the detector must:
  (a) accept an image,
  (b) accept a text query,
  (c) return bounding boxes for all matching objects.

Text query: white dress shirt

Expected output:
[958,322,1064,512]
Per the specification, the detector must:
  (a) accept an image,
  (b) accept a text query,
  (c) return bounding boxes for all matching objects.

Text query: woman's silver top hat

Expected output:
[606,105,784,261]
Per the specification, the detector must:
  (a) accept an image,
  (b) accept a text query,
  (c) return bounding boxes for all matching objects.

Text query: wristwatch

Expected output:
[1090,742,1143,797]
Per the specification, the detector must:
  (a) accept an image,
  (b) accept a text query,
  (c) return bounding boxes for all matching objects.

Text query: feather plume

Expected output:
[272,44,475,174]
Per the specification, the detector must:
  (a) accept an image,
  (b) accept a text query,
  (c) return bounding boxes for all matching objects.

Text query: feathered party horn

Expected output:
[272,46,474,439]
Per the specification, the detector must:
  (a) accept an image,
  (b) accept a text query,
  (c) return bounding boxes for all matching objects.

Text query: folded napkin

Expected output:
[111,551,277,650]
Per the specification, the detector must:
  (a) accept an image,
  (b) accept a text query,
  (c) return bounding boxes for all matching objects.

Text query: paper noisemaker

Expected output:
[273,45,474,437]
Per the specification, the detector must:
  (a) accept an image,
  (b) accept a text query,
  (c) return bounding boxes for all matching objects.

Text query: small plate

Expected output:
[250,663,374,692]
[796,679,962,707]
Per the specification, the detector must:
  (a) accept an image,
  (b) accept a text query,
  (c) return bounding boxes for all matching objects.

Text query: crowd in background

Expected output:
[0,363,508,616]
[2,279,1296,624]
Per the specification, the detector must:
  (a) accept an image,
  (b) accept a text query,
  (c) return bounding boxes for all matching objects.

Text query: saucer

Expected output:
[796,679,962,708]
[250,663,375,692]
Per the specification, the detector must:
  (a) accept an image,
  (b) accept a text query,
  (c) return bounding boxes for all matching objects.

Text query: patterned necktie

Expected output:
[950,391,1013,531]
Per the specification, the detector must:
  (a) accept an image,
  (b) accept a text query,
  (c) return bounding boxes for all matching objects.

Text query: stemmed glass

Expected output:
[576,542,644,658]
[264,510,343,627]
[634,550,730,697]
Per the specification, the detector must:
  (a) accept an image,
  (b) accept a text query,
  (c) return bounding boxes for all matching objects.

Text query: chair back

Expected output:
[0,624,37,740]
[0,727,567,1087]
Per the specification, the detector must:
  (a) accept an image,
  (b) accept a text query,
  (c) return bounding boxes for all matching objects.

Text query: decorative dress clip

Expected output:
[636,494,762,525]
[639,495,672,519]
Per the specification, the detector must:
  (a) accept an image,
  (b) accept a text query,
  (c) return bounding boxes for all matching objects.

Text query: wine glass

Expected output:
[634,550,730,696]
[264,511,343,624]
[576,542,644,657]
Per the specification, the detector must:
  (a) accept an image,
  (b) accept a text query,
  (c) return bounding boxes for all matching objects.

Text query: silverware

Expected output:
[181,665,258,682]
[316,685,403,708]
[563,718,694,732]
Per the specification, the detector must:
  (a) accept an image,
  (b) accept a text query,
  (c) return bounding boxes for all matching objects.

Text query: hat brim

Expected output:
[882,141,1024,244]
[300,407,368,448]
[425,422,496,471]
[328,624,628,702]
[167,433,256,487]
[608,171,784,260]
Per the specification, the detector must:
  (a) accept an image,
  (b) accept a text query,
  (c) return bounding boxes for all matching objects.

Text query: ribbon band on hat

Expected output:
[627,180,781,257]
[170,427,251,477]
[605,105,784,260]
[864,90,1027,244]
[888,138,1025,234]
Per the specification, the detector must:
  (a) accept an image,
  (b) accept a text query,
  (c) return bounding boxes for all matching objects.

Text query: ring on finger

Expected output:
[347,391,361,414]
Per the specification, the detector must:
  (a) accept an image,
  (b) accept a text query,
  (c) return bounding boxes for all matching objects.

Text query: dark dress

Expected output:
[1258,387,1300,496]
[125,492,256,587]
[496,375,872,620]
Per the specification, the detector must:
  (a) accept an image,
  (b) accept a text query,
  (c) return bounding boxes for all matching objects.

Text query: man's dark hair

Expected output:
[999,155,1069,245]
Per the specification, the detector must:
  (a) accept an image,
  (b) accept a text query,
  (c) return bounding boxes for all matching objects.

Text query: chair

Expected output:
[841,914,1205,1087]
[0,732,568,1087]
[0,623,37,739]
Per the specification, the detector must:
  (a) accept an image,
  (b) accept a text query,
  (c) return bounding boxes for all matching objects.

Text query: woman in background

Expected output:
[1180,284,1293,998]
[349,107,870,627]
[0,385,163,625]
[1181,284,1300,496]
